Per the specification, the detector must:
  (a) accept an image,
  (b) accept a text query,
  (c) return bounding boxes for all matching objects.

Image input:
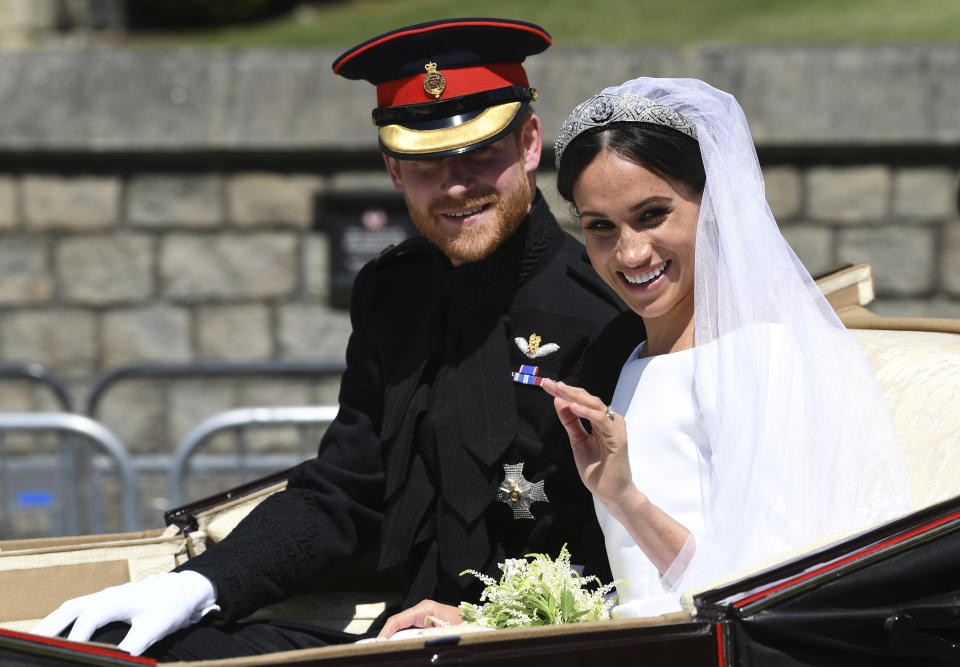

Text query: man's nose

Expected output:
[440,155,476,196]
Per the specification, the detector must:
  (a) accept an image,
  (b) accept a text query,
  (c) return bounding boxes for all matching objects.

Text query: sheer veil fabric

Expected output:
[588,78,913,601]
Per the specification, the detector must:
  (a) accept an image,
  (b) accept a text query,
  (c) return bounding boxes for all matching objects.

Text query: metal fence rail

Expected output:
[0,413,138,533]
[86,361,345,418]
[1,361,345,536]
[168,405,339,507]
[0,362,73,411]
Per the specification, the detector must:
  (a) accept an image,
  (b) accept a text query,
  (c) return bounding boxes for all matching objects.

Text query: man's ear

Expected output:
[520,113,543,176]
[383,155,404,191]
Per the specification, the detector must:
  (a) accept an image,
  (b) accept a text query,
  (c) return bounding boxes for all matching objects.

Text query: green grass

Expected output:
[124,0,960,49]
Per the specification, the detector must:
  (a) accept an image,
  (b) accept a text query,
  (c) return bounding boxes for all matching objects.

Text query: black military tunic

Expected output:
[181,191,645,625]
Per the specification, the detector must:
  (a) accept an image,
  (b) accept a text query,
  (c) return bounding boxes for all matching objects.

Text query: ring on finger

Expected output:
[605,405,615,421]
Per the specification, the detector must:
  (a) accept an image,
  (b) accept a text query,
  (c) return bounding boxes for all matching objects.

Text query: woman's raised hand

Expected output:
[540,379,637,511]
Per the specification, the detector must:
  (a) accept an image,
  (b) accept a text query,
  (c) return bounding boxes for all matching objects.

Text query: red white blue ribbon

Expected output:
[512,365,544,386]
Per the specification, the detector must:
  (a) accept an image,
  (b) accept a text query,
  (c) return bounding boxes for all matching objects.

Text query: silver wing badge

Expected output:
[515,333,559,359]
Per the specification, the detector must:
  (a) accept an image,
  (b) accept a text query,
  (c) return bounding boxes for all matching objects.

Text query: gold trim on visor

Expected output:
[379,101,522,156]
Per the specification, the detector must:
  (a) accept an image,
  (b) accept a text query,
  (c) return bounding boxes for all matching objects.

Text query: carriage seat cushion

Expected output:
[850,328,960,511]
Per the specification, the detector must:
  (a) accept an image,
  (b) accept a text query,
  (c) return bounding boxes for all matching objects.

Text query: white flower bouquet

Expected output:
[457,545,619,629]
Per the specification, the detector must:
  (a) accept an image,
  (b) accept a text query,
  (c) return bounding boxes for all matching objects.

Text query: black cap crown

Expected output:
[332,18,551,159]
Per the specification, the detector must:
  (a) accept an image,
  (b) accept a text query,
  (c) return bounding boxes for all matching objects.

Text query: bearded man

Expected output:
[35,18,644,660]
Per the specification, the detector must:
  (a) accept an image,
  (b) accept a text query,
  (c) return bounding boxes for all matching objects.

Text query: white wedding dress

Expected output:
[599,324,805,618]
[599,340,706,618]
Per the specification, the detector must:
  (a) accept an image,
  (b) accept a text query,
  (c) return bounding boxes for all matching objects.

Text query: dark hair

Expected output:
[556,122,706,206]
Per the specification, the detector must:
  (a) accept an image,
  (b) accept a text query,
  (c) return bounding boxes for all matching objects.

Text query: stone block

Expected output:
[161,233,297,301]
[1,309,96,378]
[196,304,273,361]
[762,166,803,221]
[943,223,960,296]
[0,176,17,230]
[837,225,936,296]
[236,380,316,455]
[128,173,222,228]
[2,0,57,30]
[807,166,890,223]
[0,235,53,304]
[730,46,960,146]
[227,173,322,229]
[2,47,960,153]
[0,382,40,412]
[0,49,239,152]
[237,379,312,407]
[23,175,120,230]
[277,305,352,362]
[892,167,957,222]
[167,379,237,451]
[309,376,343,405]
[96,380,168,455]
[303,234,330,300]
[222,49,360,150]
[57,234,153,305]
[101,306,191,368]
[326,171,395,193]
[778,223,835,277]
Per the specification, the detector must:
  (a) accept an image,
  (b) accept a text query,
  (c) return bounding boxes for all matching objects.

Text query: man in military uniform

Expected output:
[35,18,644,659]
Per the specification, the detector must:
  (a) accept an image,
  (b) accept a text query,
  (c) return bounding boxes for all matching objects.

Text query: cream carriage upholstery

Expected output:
[851,327,960,510]
[820,264,960,510]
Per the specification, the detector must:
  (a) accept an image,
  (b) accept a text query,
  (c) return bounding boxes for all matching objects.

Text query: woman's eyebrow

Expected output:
[578,196,672,219]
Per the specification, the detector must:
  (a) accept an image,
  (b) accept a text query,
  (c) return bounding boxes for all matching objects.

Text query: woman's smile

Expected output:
[620,260,670,290]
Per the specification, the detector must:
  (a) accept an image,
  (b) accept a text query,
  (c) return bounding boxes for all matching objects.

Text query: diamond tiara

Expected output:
[554,92,698,167]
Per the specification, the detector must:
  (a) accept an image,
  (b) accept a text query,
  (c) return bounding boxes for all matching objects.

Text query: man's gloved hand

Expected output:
[32,570,218,656]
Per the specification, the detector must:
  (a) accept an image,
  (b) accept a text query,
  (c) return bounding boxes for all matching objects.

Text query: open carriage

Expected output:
[2,264,960,666]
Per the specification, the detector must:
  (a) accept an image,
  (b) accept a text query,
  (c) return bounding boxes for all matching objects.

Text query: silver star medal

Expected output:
[497,462,548,519]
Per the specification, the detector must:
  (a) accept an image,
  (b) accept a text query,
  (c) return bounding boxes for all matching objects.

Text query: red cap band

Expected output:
[376,63,529,108]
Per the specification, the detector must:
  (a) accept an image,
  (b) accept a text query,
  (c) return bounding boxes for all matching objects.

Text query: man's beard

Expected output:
[406,172,531,266]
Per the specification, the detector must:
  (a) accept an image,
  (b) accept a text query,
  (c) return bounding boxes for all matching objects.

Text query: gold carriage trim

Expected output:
[379,101,522,156]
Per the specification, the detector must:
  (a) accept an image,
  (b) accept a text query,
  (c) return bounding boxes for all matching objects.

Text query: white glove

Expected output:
[32,570,218,656]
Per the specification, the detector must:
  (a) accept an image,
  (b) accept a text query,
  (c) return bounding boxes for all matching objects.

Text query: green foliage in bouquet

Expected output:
[458,545,620,629]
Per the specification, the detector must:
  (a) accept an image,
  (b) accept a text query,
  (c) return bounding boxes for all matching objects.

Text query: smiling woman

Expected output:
[541,77,914,617]
[567,135,702,356]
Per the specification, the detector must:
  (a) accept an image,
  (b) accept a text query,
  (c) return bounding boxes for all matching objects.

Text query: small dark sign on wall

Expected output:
[315,191,419,309]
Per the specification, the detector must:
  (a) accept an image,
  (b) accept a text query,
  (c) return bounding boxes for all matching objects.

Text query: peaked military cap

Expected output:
[332,18,551,160]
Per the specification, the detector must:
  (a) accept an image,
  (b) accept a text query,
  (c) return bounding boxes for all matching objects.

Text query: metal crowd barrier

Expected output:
[86,361,346,418]
[0,413,138,534]
[0,364,82,535]
[167,405,340,507]
[1,361,346,535]
[0,362,73,412]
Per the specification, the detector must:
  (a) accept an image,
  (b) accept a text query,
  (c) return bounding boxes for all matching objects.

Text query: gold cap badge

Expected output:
[423,61,446,99]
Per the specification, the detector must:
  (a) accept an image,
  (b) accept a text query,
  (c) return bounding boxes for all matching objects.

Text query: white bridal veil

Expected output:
[562,78,914,600]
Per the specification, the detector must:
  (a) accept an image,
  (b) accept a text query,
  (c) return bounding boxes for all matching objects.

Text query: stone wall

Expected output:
[0,45,958,533]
